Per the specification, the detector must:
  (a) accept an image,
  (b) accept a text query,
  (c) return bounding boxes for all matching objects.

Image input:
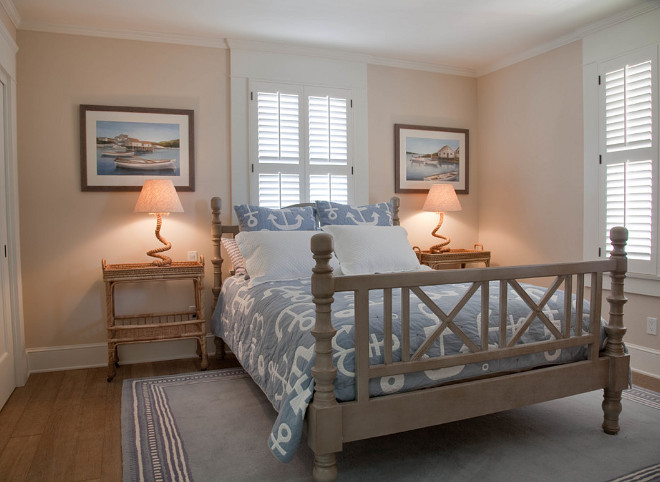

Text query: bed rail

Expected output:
[308,226,628,481]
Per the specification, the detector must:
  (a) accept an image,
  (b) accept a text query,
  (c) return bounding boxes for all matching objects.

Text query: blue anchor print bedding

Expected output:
[211,275,604,463]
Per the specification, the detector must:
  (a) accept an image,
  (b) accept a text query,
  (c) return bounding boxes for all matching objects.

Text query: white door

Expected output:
[0,81,15,409]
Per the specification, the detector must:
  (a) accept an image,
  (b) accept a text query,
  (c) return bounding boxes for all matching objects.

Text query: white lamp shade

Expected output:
[422,184,462,213]
[134,179,184,214]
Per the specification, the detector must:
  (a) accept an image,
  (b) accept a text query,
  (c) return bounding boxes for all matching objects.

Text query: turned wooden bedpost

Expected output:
[602,226,629,435]
[390,196,400,226]
[309,232,341,482]
[210,197,225,359]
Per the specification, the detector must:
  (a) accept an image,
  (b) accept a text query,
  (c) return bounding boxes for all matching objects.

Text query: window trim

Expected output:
[229,45,369,217]
[584,44,660,296]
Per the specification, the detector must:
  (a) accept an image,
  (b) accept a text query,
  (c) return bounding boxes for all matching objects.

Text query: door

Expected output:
[0,80,15,409]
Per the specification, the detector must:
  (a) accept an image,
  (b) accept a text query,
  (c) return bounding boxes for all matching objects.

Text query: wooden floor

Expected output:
[1,355,657,482]
[0,355,239,482]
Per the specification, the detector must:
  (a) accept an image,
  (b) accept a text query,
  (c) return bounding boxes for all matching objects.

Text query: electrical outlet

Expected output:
[189,305,197,319]
[187,250,199,262]
[647,317,658,336]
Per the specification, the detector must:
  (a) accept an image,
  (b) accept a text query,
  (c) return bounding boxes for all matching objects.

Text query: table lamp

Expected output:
[134,179,184,266]
[422,183,462,253]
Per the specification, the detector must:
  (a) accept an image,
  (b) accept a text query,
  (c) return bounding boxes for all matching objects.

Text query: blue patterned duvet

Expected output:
[211,275,602,463]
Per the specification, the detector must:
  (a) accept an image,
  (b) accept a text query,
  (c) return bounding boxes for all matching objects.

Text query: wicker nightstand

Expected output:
[417,245,491,269]
[102,259,209,381]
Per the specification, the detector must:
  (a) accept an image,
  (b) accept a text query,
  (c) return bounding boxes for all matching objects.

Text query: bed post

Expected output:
[390,196,400,226]
[210,197,226,359]
[602,226,629,435]
[309,232,341,482]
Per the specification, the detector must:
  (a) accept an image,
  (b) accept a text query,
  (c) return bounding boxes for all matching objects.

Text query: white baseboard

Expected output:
[627,343,660,379]
[26,337,659,381]
[26,335,219,374]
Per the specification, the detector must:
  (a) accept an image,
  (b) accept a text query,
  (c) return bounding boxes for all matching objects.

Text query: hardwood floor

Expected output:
[1,356,657,481]
[0,355,239,482]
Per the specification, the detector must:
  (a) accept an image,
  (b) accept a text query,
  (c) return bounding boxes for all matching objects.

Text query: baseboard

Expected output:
[627,343,660,380]
[26,335,219,374]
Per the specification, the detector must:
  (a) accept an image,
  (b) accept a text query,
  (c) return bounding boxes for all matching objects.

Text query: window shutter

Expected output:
[308,96,348,165]
[250,82,354,208]
[257,91,300,164]
[605,60,653,152]
[605,160,653,260]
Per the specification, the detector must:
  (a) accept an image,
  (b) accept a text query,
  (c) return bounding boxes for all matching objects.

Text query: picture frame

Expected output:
[394,124,469,194]
[80,105,195,191]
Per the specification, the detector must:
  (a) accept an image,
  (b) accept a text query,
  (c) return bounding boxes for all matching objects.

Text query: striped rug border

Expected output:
[609,463,660,482]
[623,386,660,411]
[122,368,248,482]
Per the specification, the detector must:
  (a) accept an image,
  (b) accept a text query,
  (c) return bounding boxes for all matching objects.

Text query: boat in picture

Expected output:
[114,157,176,170]
[102,150,135,157]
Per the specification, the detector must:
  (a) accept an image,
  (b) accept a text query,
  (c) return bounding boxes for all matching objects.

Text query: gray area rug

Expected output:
[122,368,660,481]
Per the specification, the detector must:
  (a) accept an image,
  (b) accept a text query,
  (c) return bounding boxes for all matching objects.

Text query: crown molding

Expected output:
[478,0,660,76]
[19,21,227,49]
[368,56,477,78]
[227,38,477,77]
[0,0,20,29]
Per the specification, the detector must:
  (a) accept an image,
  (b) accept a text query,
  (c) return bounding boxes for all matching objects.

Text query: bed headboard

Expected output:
[210,196,401,304]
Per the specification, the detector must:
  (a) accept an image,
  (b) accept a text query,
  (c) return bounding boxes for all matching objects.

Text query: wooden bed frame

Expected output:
[210,196,629,482]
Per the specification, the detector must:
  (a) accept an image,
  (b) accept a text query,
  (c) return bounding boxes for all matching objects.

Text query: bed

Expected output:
[209,196,629,482]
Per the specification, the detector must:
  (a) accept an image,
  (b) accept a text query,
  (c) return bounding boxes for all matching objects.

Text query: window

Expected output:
[250,82,353,208]
[597,47,658,277]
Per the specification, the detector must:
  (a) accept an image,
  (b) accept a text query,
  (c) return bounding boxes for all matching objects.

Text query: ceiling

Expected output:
[9,0,659,76]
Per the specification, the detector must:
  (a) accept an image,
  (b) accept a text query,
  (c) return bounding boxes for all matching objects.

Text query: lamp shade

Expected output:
[422,184,462,213]
[134,180,184,214]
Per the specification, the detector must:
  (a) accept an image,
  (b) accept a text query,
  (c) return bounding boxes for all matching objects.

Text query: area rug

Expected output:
[122,368,660,482]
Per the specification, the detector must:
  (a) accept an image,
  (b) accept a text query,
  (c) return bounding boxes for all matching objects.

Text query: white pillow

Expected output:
[236,230,339,286]
[321,225,423,275]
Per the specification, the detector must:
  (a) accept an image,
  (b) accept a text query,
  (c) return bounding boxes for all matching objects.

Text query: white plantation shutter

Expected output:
[605,161,653,260]
[599,47,658,276]
[250,82,353,207]
[605,61,653,152]
[257,91,300,164]
[308,96,348,165]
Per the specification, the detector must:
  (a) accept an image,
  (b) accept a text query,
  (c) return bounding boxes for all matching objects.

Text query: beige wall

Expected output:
[477,41,660,354]
[368,65,479,250]
[17,31,229,348]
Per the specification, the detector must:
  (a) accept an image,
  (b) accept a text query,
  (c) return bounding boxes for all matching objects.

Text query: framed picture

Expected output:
[80,105,195,191]
[394,124,469,194]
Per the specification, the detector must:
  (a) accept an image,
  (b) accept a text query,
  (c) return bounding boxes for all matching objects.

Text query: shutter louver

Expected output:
[257,91,300,164]
[309,174,348,204]
[258,173,300,209]
[605,160,653,260]
[309,96,348,165]
[605,60,653,152]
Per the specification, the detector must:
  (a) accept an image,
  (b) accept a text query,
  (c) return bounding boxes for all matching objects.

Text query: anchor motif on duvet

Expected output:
[267,212,304,230]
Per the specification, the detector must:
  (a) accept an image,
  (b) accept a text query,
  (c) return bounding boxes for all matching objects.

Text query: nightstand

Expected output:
[417,245,491,269]
[102,259,209,381]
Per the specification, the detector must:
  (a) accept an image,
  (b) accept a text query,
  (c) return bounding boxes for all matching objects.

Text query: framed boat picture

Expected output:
[394,124,468,194]
[80,105,195,191]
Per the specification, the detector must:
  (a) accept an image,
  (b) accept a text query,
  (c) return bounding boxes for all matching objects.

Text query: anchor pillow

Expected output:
[234,204,316,231]
[315,201,393,226]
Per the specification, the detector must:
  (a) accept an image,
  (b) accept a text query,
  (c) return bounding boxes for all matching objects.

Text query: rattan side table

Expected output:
[102,258,209,381]
[417,246,491,269]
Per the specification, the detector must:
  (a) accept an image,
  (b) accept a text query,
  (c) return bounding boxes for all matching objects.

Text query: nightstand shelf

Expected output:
[417,246,491,269]
[102,259,208,381]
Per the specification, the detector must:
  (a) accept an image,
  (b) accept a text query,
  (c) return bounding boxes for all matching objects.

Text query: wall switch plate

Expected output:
[647,317,658,336]
[187,250,199,262]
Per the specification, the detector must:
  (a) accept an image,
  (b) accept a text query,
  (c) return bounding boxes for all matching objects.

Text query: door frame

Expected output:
[0,22,26,388]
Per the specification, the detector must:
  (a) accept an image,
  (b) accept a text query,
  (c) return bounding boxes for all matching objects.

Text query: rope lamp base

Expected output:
[147,214,173,266]
[429,212,451,253]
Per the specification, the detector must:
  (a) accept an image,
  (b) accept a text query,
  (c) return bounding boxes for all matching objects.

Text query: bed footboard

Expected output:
[307,227,629,482]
